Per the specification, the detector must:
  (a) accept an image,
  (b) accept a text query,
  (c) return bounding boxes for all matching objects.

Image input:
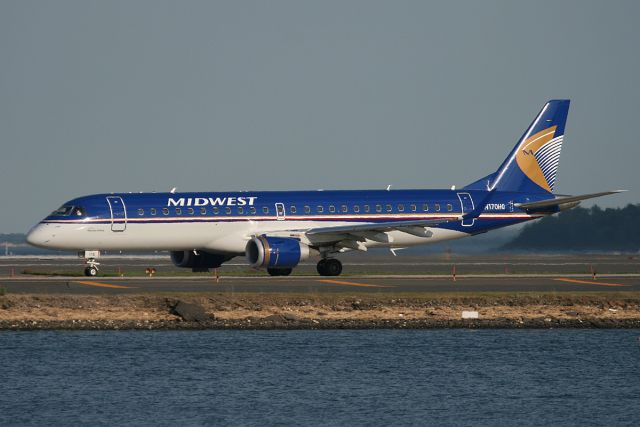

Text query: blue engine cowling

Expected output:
[246,236,312,269]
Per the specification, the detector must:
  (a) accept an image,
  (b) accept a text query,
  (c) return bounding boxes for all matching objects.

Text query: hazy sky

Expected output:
[1,0,638,232]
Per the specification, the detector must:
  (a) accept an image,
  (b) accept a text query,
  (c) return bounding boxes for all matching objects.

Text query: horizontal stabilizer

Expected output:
[515,190,626,210]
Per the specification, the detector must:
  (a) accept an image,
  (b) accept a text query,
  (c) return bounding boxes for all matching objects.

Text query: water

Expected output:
[1,330,639,426]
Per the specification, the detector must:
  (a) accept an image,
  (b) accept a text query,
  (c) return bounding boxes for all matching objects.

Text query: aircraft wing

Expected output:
[274,217,453,251]
[262,193,496,251]
[306,218,451,236]
[515,190,626,210]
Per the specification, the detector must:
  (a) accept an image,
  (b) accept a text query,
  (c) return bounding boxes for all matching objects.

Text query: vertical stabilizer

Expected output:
[484,100,570,194]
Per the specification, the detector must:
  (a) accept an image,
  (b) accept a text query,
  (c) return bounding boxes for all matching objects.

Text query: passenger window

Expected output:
[175,208,182,215]
[435,204,441,212]
[410,204,417,212]
[447,203,453,212]
[138,208,144,216]
[188,208,195,215]
[263,206,269,214]
[238,207,244,214]
[386,204,392,212]
[304,205,311,214]
[150,208,157,216]
[213,207,219,214]
[376,204,382,213]
[398,204,404,212]
[423,203,429,212]
[353,205,360,213]
[341,205,348,213]
[329,205,336,213]
[162,208,169,215]
[250,207,256,214]
[364,205,370,213]
[290,206,297,214]
[225,207,232,215]
[200,207,207,215]
[317,206,324,214]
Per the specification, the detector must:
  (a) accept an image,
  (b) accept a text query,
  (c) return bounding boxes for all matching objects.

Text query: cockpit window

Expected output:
[51,206,75,216]
[51,206,85,217]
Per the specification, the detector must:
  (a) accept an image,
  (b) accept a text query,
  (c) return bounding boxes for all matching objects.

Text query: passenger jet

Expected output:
[26,100,623,276]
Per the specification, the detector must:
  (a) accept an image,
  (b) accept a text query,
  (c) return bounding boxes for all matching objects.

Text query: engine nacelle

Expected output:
[170,250,234,272]
[246,236,315,269]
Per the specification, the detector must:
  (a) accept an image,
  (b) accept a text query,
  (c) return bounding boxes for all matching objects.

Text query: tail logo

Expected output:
[516,125,563,192]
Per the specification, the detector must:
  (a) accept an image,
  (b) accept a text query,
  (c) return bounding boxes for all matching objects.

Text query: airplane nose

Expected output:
[26,224,52,248]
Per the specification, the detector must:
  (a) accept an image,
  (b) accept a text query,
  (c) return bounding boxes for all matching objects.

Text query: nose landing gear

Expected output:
[79,250,101,277]
[317,258,342,276]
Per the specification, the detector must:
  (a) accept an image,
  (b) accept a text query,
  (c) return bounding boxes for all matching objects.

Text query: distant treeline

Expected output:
[505,204,640,252]
[0,233,26,244]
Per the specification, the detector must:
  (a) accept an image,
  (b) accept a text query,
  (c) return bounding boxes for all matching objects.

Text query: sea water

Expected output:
[1,329,639,426]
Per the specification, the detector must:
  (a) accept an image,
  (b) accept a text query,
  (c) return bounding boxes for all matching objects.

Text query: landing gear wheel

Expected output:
[267,268,293,276]
[316,259,327,275]
[84,266,98,277]
[317,258,342,276]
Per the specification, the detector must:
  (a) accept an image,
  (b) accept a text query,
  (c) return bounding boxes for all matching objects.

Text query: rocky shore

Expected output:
[1,293,640,330]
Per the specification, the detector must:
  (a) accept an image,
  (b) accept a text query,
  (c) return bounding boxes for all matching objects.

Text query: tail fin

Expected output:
[466,100,570,194]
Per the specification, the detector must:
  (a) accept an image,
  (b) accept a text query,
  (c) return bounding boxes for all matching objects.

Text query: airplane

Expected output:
[26,100,623,277]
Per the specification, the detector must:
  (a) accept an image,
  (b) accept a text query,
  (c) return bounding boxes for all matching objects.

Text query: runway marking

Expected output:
[74,281,134,289]
[554,278,631,288]
[318,279,394,288]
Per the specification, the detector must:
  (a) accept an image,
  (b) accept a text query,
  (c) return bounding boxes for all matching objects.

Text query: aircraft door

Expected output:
[106,196,127,231]
[275,203,286,221]
[457,192,475,227]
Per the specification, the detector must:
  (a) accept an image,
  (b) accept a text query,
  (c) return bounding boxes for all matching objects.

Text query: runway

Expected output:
[1,254,639,294]
[2,274,640,294]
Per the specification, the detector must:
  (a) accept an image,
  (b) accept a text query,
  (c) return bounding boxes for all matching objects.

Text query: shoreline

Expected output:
[1,293,640,330]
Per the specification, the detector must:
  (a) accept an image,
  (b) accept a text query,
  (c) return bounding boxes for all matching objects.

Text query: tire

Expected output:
[85,267,98,277]
[324,259,342,276]
[316,259,327,276]
[317,259,342,276]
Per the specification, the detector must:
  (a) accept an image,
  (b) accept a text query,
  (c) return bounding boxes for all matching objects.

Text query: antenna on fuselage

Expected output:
[170,187,177,194]
[386,184,392,191]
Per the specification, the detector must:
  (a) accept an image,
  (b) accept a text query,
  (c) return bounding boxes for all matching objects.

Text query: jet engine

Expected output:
[170,250,234,272]
[246,236,316,269]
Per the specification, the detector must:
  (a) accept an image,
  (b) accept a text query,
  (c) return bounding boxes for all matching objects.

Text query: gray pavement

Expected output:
[1,254,639,294]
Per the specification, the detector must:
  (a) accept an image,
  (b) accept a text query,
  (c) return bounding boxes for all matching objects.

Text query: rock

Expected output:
[283,313,301,321]
[171,301,212,322]
[262,314,285,322]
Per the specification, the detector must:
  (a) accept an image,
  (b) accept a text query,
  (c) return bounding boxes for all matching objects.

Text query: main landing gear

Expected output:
[79,250,101,277]
[317,258,342,276]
